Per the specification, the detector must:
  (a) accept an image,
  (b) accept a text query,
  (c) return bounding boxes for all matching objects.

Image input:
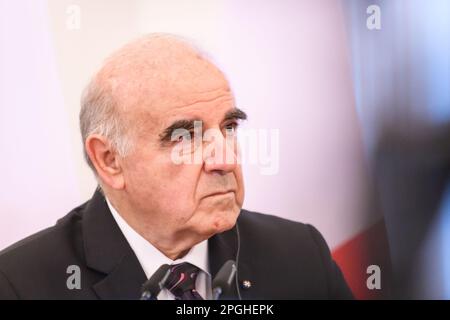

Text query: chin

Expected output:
[208,209,239,235]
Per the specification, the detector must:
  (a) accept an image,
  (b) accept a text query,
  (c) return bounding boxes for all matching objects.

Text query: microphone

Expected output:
[140,264,171,300]
[212,260,237,300]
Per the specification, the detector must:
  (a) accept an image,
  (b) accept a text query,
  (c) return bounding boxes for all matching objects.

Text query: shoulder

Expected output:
[238,208,324,249]
[0,201,89,298]
[0,202,87,264]
[237,209,353,299]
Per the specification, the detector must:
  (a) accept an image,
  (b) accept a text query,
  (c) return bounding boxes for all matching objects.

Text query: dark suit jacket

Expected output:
[0,190,353,299]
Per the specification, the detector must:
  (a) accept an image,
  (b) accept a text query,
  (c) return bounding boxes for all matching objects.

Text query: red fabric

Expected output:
[332,220,392,299]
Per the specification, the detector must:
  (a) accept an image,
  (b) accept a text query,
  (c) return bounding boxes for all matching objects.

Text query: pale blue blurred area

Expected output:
[344,0,450,298]
[419,1,450,123]
[345,0,450,155]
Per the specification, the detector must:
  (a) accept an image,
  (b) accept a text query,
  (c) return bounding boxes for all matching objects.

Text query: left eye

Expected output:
[224,123,238,134]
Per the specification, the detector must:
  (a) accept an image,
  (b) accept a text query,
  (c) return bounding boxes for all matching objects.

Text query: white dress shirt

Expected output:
[106,198,212,300]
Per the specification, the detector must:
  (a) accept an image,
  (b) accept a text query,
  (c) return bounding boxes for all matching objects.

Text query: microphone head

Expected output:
[212,260,237,297]
[141,264,171,300]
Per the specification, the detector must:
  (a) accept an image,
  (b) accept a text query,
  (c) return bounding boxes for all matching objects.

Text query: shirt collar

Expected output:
[105,197,210,280]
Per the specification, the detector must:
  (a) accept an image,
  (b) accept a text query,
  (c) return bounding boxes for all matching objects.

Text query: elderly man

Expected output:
[0,34,352,300]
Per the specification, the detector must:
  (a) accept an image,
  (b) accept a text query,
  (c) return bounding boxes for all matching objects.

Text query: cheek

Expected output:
[123,151,202,213]
[234,166,245,206]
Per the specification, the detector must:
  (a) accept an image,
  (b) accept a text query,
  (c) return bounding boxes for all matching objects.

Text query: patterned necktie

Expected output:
[165,262,204,300]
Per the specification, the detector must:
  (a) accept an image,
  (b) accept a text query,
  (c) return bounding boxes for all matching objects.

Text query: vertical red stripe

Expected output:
[332,219,392,299]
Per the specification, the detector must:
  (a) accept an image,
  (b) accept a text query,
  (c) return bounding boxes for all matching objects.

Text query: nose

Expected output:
[203,131,238,175]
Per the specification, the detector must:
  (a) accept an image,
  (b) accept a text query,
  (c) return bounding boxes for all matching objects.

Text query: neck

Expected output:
[105,192,199,261]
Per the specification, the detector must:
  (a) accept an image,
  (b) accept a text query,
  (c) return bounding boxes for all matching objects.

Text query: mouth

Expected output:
[205,190,235,198]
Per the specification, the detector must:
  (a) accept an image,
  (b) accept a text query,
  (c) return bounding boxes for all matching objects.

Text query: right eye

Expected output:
[174,131,193,143]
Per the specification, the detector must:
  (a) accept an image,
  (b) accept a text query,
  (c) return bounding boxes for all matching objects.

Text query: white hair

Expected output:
[79,75,133,174]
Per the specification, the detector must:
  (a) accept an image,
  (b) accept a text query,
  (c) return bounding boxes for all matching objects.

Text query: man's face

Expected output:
[119,82,245,245]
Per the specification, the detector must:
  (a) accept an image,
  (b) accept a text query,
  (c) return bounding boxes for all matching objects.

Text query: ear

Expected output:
[85,134,125,190]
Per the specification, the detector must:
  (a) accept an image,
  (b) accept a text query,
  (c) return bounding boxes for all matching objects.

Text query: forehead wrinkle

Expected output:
[170,87,233,109]
[131,92,235,143]
[166,93,234,118]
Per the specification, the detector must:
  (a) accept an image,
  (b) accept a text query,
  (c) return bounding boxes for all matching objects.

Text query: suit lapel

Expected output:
[92,250,147,300]
[82,189,147,300]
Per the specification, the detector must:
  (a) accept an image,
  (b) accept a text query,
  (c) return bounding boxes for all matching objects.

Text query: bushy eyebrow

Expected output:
[223,108,248,122]
[158,107,248,142]
[159,119,196,142]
